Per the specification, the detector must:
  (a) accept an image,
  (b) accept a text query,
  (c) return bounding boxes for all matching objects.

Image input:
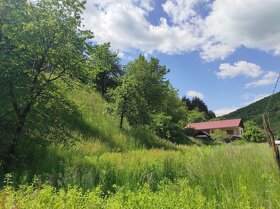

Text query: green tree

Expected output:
[163,87,187,123]
[151,113,185,143]
[87,43,122,95]
[242,121,266,143]
[207,110,216,119]
[190,97,209,113]
[0,0,90,166]
[110,75,149,129]
[182,96,216,119]
[111,55,170,129]
[126,55,170,113]
[181,96,192,109]
[186,109,207,123]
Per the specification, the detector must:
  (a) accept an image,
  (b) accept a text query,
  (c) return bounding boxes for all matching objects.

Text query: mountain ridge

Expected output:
[223,91,280,135]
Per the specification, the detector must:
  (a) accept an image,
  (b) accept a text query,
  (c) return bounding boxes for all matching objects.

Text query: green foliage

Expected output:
[207,110,216,119]
[2,2,280,209]
[190,97,209,113]
[85,43,122,95]
[65,85,176,151]
[186,109,207,123]
[110,55,188,143]
[0,83,176,180]
[2,144,280,208]
[0,0,91,168]
[110,74,150,127]
[182,96,216,119]
[1,179,212,209]
[242,121,266,142]
[210,129,229,141]
[224,92,280,135]
[151,113,185,144]
[163,87,187,123]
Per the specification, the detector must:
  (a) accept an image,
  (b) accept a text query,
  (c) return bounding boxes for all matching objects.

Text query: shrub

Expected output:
[210,129,229,142]
[242,121,266,143]
[151,113,186,144]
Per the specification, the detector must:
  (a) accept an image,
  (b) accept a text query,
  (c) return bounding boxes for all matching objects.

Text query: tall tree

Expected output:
[0,0,90,166]
[182,96,216,119]
[181,96,192,110]
[126,55,169,113]
[87,43,122,95]
[111,75,149,129]
[190,97,209,113]
[111,55,170,128]
[164,87,187,123]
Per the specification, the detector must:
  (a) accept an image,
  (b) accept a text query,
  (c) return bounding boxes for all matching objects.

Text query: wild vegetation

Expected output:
[2,142,280,209]
[1,0,280,208]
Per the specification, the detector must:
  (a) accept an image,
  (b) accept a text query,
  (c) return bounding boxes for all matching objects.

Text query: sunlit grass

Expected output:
[65,85,177,152]
[3,143,280,208]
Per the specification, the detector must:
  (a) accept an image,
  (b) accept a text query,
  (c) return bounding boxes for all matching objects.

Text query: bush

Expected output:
[210,129,229,142]
[242,121,266,143]
[151,113,186,144]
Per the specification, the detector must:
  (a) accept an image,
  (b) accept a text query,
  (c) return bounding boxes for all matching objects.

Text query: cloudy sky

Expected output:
[82,0,280,116]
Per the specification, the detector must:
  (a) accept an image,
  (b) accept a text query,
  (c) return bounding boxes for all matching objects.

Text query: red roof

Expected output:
[186,119,243,130]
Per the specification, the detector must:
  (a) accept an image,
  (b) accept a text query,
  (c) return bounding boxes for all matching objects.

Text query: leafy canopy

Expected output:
[0,0,91,168]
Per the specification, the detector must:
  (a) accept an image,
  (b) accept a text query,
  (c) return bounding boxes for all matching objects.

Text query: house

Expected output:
[186,118,244,138]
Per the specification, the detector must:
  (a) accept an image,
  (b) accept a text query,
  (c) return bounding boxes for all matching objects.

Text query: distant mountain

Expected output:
[223,92,280,135]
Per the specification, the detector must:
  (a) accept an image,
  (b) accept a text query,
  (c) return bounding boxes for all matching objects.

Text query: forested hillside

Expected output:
[224,92,280,135]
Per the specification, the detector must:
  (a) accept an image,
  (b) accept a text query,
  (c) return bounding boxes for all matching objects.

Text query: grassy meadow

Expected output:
[1,85,280,208]
[2,144,280,208]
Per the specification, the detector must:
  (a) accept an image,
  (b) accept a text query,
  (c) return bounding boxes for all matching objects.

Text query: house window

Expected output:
[227,130,234,135]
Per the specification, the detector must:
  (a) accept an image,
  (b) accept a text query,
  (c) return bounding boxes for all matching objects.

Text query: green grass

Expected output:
[65,84,178,152]
[2,143,280,208]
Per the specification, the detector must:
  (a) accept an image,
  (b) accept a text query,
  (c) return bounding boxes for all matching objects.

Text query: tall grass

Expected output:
[65,85,177,151]
[2,143,280,208]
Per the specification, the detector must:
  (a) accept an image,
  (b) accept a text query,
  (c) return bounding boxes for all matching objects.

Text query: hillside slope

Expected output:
[1,83,178,184]
[224,92,280,134]
[65,84,177,151]
[2,84,280,208]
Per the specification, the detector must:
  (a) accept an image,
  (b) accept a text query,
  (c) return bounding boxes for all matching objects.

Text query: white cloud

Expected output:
[214,107,238,117]
[82,0,203,55]
[200,41,235,61]
[245,71,279,88]
[82,0,280,61]
[186,90,205,99]
[216,61,262,79]
[162,0,208,25]
[202,0,280,60]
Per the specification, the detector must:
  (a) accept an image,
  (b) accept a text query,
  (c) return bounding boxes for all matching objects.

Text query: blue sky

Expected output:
[82,0,280,116]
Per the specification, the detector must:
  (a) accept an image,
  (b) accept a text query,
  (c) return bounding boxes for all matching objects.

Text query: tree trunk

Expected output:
[120,110,124,129]
[5,110,28,172]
